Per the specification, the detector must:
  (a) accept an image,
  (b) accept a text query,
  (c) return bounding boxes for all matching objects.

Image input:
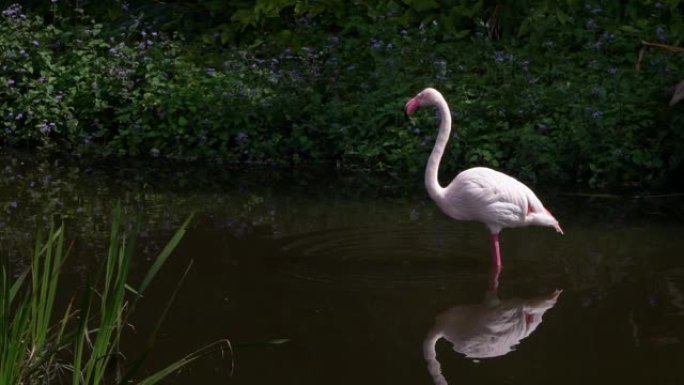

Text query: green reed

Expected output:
[0,208,231,384]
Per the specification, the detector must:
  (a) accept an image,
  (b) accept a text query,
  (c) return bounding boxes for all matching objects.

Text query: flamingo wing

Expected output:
[442,167,538,231]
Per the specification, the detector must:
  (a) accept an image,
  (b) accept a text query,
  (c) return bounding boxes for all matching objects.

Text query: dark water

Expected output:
[1,153,684,384]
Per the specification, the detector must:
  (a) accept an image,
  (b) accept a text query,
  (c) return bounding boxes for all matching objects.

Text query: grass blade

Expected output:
[137,339,234,385]
[121,260,194,383]
[136,213,193,298]
[8,268,29,304]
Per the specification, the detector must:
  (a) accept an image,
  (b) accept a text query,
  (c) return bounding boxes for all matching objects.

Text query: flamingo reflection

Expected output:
[423,268,561,385]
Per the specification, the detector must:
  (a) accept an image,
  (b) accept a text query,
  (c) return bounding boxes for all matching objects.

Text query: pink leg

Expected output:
[488,233,502,291]
[489,232,502,271]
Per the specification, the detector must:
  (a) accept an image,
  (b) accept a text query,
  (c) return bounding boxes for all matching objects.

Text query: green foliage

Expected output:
[0,4,272,160]
[1,2,684,188]
[0,224,63,384]
[0,210,231,384]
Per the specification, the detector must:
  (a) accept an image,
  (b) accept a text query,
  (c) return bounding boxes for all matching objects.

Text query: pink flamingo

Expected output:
[405,88,563,273]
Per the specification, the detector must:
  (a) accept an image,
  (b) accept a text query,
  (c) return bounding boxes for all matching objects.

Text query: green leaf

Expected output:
[556,9,569,25]
[451,29,470,40]
[8,268,29,304]
[136,214,193,296]
[137,340,233,385]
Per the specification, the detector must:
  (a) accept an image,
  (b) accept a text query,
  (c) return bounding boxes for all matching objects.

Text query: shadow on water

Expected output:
[1,151,684,384]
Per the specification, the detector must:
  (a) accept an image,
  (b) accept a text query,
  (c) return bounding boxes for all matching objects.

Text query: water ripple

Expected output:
[271,224,485,288]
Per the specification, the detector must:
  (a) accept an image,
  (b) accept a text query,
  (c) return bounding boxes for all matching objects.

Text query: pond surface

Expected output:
[1,152,684,385]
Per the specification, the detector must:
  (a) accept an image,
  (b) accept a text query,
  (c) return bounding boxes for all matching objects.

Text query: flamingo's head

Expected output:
[545,208,564,235]
[527,210,564,235]
[405,88,443,117]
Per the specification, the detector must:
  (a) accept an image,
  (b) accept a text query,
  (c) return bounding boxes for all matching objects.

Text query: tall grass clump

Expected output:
[0,209,232,384]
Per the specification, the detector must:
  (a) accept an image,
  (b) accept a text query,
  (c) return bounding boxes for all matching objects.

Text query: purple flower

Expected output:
[2,4,22,17]
[494,51,505,63]
[655,2,663,9]
[236,132,248,143]
[585,19,598,30]
[656,26,666,41]
[607,67,618,75]
[14,112,23,121]
[121,2,129,11]
[601,32,615,41]
[55,94,63,102]
[7,79,15,87]
[39,121,51,134]
[112,67,128,78]
[591,111,603,119]
[150,148,160,157]
[31,40,39,47]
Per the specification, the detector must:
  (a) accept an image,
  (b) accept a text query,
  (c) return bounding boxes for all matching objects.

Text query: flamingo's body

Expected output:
[405,88,562,271]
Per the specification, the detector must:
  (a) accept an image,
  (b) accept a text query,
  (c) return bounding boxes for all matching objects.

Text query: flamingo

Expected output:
[404,88,563,273]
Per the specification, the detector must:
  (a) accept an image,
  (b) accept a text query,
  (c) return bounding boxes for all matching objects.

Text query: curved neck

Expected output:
[425,97,451,201]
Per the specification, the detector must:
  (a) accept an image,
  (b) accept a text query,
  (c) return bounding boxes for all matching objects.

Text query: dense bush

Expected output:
[1,1,683,188]
[0,4,274,160]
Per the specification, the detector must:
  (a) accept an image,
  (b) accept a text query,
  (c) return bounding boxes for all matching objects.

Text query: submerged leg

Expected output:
[488,263,501,293]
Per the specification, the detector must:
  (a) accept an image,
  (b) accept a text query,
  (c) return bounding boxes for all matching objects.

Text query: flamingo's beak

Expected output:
[554,222,564,235]
[404,97,419,117]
